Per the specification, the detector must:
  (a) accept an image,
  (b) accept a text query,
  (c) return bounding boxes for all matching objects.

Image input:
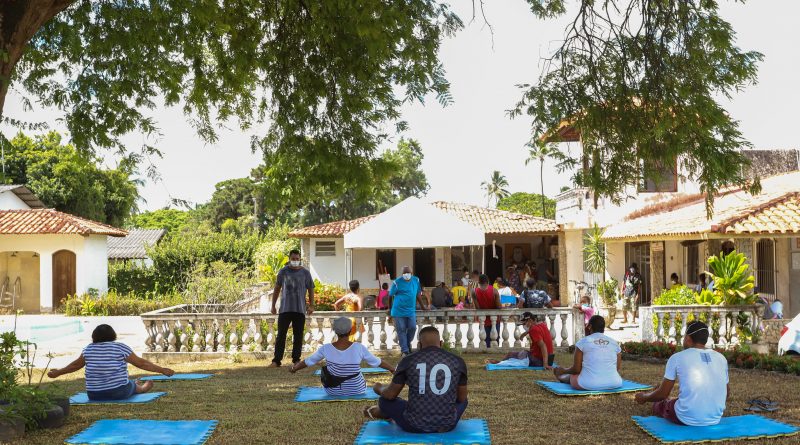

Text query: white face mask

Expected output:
[290,260,301,267]
[402,273,412,280]
[629,268,635,273]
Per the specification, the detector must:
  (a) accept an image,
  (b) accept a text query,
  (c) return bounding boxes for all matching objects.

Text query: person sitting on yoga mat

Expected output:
[552,315,622,390]
[48,324,174,401]
[635,321,729,426]
[485,312,554,369]
[290,317,395,396]
[363,326,468,433]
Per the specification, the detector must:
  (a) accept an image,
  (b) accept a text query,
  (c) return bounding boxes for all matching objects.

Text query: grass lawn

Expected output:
[18,352,800,445]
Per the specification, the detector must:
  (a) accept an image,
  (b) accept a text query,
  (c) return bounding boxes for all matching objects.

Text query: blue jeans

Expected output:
[484,323,502,348]
[394,316,417,354]
[87,380,136,401]
[379,397,468,433]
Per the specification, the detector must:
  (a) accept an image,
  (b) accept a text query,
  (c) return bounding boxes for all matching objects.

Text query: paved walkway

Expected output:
[1,314,641,368]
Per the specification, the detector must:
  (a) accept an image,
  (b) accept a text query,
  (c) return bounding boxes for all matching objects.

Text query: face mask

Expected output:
[402,273,412,280]
[629,268,635,273]
[290,260,301,267]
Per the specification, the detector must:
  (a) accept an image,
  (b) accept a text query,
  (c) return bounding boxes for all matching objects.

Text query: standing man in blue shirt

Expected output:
[388,266,430,356]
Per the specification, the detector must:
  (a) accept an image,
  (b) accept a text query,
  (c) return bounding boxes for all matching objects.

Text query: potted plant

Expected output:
[0,409,25,442]
[583,225,618,327]
[705,250,757,345]
[598,279,619,328]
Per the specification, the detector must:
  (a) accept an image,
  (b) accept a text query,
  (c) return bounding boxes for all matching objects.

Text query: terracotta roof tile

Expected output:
[602,171,800,240]
[288,202,559,238]
[432,202,559,234]
[0,209,127,237]
[720,193,800,235]
[288,215,376,238]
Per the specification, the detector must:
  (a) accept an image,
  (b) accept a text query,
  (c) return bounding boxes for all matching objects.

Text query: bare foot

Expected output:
[135,380,154,394]
[484,359,500,365]
[267,362,281,368]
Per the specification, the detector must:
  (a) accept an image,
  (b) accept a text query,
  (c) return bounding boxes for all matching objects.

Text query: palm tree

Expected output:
[481,170,510,208]
[525,141,557,218]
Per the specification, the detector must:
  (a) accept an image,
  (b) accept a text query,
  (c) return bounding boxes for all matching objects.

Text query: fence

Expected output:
[639,305,762,347]
[140,306,585,357]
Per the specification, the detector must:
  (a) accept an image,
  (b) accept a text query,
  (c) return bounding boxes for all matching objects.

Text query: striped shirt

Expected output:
[305,343,381,396]
[82,342,133,391]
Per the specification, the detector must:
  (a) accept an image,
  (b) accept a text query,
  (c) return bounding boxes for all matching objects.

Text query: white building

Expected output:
[290,197,564,299]
[0,185,126,313]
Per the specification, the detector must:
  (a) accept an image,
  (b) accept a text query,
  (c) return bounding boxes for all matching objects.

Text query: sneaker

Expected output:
[267,362,281,368]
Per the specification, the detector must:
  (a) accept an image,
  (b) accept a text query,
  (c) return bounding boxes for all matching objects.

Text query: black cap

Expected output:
[517,311,536,325]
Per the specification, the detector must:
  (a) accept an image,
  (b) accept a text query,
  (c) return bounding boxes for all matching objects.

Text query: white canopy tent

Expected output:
[344,197,486,249]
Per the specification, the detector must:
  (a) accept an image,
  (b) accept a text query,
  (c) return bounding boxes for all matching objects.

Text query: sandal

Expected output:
[746,397,778,408]
[744,399,779,413]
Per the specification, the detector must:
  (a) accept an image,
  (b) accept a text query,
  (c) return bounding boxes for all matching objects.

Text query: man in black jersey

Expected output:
[363,326,468,433]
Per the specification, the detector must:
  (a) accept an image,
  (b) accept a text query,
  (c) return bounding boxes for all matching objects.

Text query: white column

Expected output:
[39,251,53,312]
[345,248,353,283]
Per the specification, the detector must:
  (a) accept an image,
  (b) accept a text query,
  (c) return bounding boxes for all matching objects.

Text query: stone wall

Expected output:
[742,149,800,179]
[735,238,754,272]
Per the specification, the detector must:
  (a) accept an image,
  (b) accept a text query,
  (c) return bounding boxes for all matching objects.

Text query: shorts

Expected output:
[528,354,555,367]
[378,397,468,433]
[653,398,684,425]
[86,380,137,401]
[622,294,638,311]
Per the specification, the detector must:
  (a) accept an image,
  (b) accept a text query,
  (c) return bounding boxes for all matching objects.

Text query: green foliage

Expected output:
[313,280,347,311]
[706,251,756,305]
[597,278,619,307]
[496,192,556,219]
[108,261,161,297]
[481,170,510,208]
[0,132,139,226]
[147,230,263,292]
[516,1,763,214]
[582,224,607,276]
[695,289,723,306]
[654,285,697,306]
[128,209,192,234]
[621,341,678,359]
[183,261,257,305]
[63,291,187,316]
[524,141,559,218]
[206,178,260,229]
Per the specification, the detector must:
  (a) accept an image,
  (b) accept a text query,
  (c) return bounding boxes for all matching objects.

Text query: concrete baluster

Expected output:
[490,315,499,348]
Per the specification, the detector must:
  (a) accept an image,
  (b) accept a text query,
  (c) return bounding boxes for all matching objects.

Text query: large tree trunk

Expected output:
[0,0,74,120]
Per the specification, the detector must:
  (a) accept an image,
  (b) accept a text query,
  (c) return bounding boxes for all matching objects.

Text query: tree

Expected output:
[1,131,139,226]
[2,1,460,206]
[524,141,557,218]
[128,209,191,234]
[481,170,510,208]
[516,1,763,214]
[497,192,555,219]
[205,178,259,229]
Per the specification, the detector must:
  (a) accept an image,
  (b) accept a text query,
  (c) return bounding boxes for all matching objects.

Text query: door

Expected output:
[484,244,503,284]
[413,248,436,287]
[625,242,652,306]
[52,250,76,308]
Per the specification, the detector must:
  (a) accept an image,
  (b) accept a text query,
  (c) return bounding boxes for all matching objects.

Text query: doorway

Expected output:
[52,250,76,308]
[484,244,504,284]
[413,248,436,287]
[625,242,652,306]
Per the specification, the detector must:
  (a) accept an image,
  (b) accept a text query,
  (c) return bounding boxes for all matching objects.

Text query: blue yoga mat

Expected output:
[536,380,651,396]
[485,363,556,371]
[140,373,213,381]
[632,415,800,443]
[313,367,389,376]
[295,386,380,403]
[66,419,218,445]
[70,392,166,404]
[354,419,491,445]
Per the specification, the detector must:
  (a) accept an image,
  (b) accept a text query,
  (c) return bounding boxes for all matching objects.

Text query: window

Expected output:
[376,249,396,279]
[685,244,699,284]
[756,239,776,297]
[639,159,678,193]
[314,240,336,257]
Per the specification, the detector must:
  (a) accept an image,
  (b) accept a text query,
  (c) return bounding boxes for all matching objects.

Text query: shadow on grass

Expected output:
[17,353,800,445]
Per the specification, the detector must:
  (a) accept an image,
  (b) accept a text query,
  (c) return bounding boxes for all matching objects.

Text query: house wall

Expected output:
[0,251,40,312]
[563,230,584,305]
[0,191,31,210]
[776,237,791,314]
[352,248,377,289]
[664,240,681,284]
[306,238,347,286]
[0,233,110,312]
[790,237,800,318]
[607,242,626,284]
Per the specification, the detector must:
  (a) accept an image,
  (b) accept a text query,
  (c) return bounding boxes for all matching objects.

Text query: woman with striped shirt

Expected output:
[290,317,394,396]
[48,324,174,400]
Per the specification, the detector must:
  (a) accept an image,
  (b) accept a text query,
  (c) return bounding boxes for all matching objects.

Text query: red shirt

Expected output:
[474,286,497,327]
[528,322,554,359]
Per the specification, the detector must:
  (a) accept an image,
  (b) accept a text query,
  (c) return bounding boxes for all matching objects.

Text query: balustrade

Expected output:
[639,305,763,347]
[141,306,584,355]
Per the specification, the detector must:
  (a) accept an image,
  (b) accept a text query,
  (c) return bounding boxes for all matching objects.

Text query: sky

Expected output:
[2,1,799,212]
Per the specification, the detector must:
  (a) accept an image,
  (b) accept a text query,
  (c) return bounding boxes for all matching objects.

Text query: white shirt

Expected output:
[575,333,622,390]
[664,348,728,426]
[305,342,381,396]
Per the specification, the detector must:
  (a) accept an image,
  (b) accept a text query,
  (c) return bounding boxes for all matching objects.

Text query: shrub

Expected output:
[108,261,160,296]
[598,278,619,307]
[63,291,186,316]
[254,240,293,285]
[654,285,696,306]
[313,280,346,311]
[183,260,257,305]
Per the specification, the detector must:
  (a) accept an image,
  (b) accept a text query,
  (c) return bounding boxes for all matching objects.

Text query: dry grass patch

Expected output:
[17,353,800,445]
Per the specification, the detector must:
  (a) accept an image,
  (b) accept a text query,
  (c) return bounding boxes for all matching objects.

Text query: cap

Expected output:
[332,317,353,336]
[517,311,536,325]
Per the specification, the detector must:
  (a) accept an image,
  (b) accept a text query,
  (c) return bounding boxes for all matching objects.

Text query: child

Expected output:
[48,324,174,400]
[334,280,364,341]
[573,295,596,335]
[377,282,389,310]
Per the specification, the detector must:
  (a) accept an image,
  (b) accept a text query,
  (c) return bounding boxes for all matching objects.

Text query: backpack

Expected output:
[319,366,360,388]
[522,289,550,308]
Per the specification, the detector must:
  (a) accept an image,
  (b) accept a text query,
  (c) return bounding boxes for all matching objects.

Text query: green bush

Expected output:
[313,280,346,311]
[654,285,697,306]
[63,291,186,316]
[183,260,257,305]
[108,261,160,296]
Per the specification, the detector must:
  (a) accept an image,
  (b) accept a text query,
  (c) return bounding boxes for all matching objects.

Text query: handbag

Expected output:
[319,365,360,388]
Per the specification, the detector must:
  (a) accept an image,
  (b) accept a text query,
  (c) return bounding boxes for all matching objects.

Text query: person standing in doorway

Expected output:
[472,274,501,348]
[269,249,315,368]
[388,266,429,356]
[622,263,642,324]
